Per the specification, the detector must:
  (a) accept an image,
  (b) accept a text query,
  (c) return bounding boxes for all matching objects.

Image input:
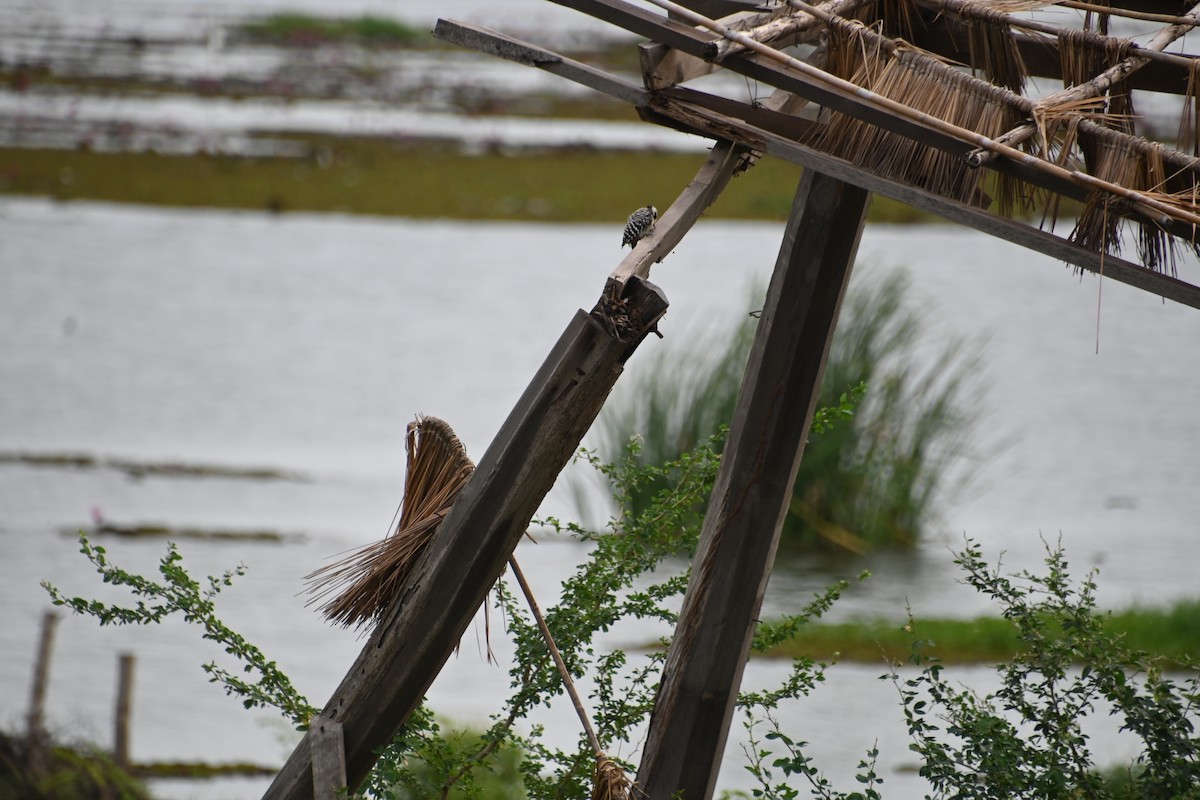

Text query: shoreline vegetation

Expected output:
[0,141,940,224]
[761,597,1200,668]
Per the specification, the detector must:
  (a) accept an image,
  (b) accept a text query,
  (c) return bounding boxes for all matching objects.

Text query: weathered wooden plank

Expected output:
[262,278,669,800]
[432,19,649,107]
[309,721,347,800]
[637,169,869,800]
[611,140,748,286]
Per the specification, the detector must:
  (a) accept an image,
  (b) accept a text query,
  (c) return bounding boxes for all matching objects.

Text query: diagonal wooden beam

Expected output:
[611,139,749,286]
[652,93,1200,309]
[262,278,669,800]
[431,19,649,107]
[637,168,869,800]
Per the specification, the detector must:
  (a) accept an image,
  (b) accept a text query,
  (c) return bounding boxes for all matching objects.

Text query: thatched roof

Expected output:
[439,0,1200,304]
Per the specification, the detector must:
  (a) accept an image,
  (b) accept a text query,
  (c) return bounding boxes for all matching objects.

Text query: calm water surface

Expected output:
[2,197,1198,797]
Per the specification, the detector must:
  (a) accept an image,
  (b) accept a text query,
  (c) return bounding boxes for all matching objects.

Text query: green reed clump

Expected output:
[783,270,983,552]
[237,13,427,47]
[592,270,982,553]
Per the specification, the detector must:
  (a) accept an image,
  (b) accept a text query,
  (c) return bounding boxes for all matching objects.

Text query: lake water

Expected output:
[2,195,1199,798]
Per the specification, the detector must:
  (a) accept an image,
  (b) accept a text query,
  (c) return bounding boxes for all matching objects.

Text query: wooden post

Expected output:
[310,721,347,800]
[264,277,669,800]
[114,653,135,768]
[26,610,59,772]
[635,169,869,799]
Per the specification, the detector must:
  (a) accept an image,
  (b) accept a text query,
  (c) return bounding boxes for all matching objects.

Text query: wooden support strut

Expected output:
[262,278,668,800]
[637,169,869,799]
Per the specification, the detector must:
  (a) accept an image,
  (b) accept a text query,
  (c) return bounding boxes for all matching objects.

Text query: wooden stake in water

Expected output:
[114,653,135,768]
[26,611,60,772]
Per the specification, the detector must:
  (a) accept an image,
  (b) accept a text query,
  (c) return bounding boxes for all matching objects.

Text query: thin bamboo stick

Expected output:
[1060,1,1200,26]
[507,556,603,758]
[921,0,1199,72]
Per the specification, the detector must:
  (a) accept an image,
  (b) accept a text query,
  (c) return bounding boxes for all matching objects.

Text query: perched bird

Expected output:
[622,205,658,248]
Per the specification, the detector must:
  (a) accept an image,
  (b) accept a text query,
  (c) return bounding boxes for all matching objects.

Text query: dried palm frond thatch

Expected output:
[962,7,1028,92]
[814,19,1026,212]
[1069,139,1195,275]
[305,416,475,629]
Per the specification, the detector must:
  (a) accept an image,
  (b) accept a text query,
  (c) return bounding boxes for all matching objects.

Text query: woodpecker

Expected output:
[622,205,658,248]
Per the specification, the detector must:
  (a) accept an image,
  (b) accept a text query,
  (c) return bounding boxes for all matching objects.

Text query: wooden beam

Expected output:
[432,19,649,107]
[439,20,1200,307]
[637,169,869,800]
[612,140,749,286]
[309,721,347,800]
[262,278,669,800]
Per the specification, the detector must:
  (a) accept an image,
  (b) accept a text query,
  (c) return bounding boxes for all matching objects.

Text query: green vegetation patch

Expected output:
[763,598,1200,667]
[0,450,305,481]
[237,13,428,47]
[0,141,934,223]
[0,732,152,800]
[131,760,275,779]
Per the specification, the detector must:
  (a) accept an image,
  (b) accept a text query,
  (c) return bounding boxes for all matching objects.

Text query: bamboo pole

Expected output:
[1060,1,1200,26]
[507,557,602,756]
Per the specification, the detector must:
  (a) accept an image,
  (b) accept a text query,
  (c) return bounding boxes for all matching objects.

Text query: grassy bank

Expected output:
[0,140,937,223]
[764,598,1200,667]
[236,13,428,47]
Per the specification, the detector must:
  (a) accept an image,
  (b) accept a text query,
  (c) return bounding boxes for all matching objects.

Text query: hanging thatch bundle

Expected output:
[963,7,1027,93]
[305,416,475,629]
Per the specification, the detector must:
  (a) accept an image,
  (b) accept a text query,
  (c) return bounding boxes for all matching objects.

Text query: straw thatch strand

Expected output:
[1069,139,1195,275]
[305,416,475,629]
[961,6,1028,92]
[814,21,1026,211]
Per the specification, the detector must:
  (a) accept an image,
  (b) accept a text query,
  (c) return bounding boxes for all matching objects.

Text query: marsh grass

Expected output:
[762,598,1200,667]
[782,271,984,552]
[0,142,938,224]
[592,271,982,553]
[236,13,428,47]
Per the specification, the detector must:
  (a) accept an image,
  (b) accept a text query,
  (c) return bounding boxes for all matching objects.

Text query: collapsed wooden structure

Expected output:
[265,2,1200,798]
